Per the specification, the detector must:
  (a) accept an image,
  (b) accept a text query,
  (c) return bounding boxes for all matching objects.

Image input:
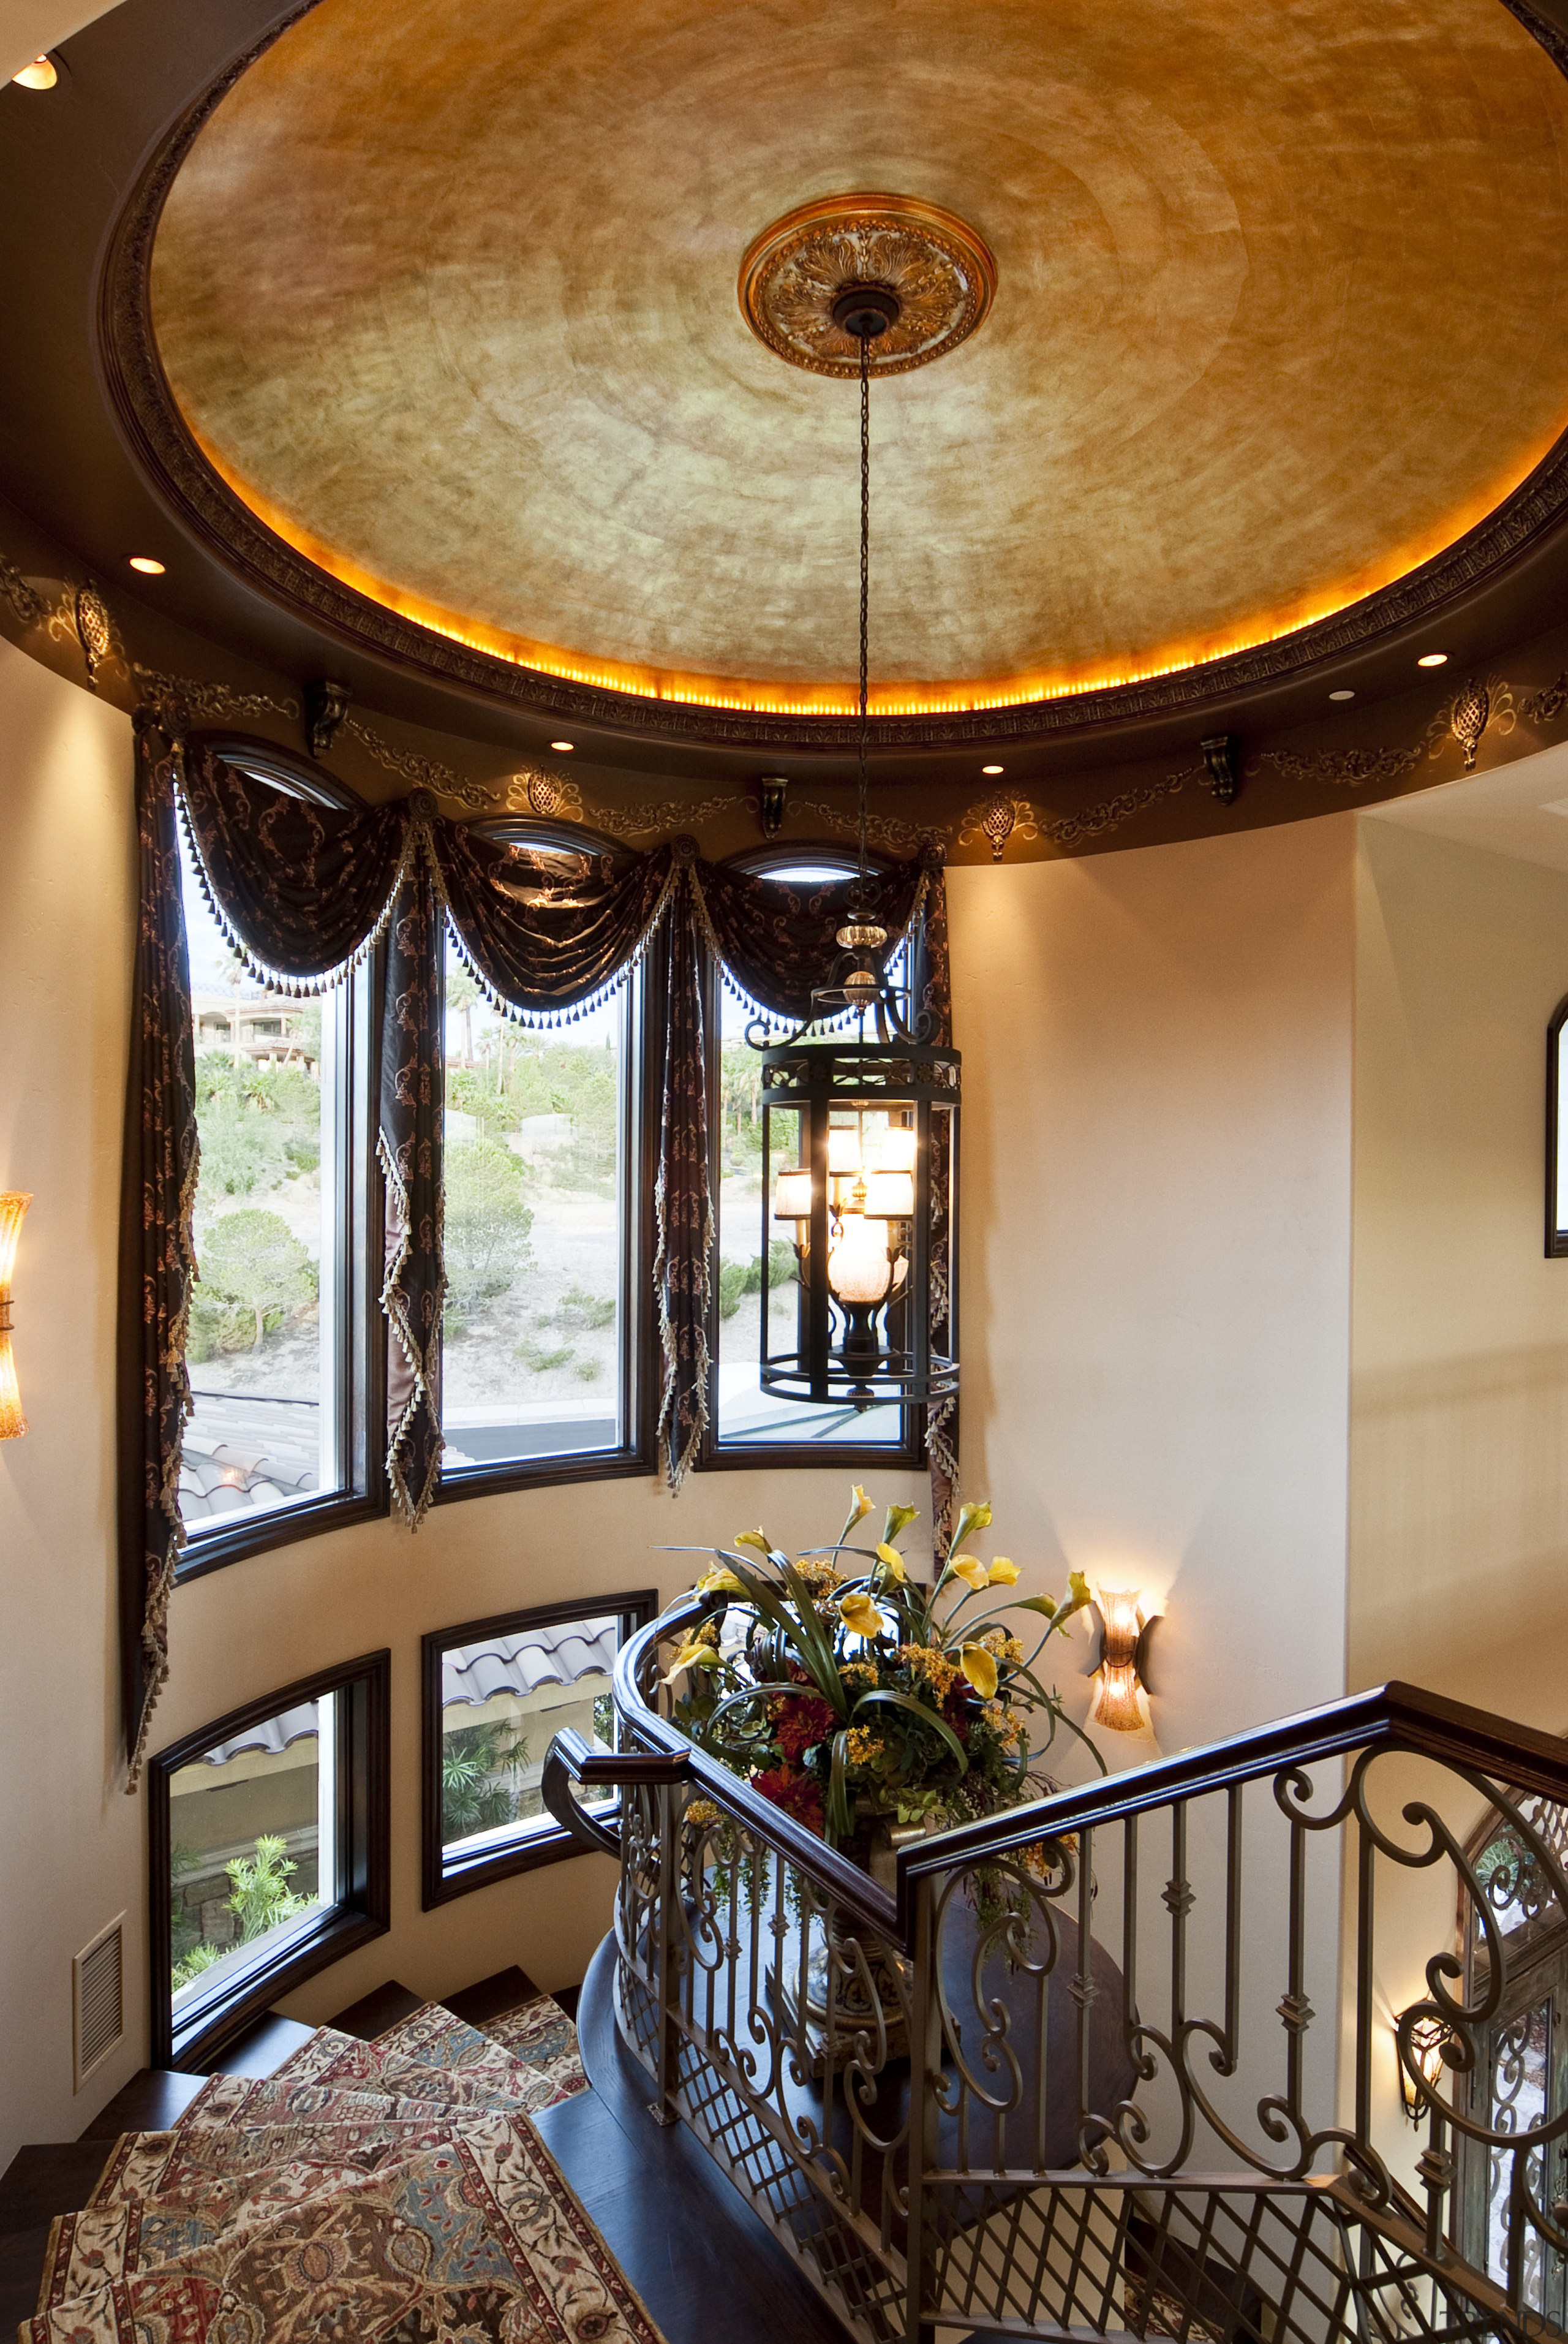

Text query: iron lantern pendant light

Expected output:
[753,290,960,1414]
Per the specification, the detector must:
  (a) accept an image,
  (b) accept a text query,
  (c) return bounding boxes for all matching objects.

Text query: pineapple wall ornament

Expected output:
[1451,677,1490,772]
[980,792,1017,861]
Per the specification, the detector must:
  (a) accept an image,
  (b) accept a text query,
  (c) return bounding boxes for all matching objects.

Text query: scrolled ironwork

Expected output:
[574,1621,1568,2344]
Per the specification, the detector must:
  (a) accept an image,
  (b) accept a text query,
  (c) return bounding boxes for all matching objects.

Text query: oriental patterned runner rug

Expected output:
[23,1994,635,2344]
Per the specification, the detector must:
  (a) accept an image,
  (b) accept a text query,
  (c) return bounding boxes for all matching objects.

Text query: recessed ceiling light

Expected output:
[981,763,1004,775]
[12,55,57,88]
[1417,652,1449,668]
[128,556,165,575]
[549,739,575,752]
[1329,689,1355,701]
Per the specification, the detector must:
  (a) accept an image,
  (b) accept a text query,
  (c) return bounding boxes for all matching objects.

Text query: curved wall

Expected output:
[0,628,1370,2162]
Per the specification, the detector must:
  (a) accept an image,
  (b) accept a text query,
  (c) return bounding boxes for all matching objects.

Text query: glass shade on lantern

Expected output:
[760,1031,957,1412]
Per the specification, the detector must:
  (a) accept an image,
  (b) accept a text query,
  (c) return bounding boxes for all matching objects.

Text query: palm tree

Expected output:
[441,1719,530,1841]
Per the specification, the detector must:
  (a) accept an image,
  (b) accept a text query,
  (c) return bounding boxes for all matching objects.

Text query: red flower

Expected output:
[750,1766,826,1837]
[771,1693,839,1765]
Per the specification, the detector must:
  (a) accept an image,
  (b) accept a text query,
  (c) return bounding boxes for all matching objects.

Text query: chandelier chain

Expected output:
[858,333,870,902]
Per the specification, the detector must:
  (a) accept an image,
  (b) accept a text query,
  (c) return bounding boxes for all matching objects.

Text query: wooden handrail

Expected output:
[612,1603,1568,1954]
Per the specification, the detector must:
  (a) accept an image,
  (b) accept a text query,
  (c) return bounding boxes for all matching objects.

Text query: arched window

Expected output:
[176,735,382,1571]
[436,819,650,1497]
[701,842,923,1470]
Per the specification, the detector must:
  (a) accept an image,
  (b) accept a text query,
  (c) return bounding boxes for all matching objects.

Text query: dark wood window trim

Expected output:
[1548,992,1568,1257]
[148,1649,391,2071]
[695,842,924,1474]
[172,733,388,1581]
[421,1590,657,1908]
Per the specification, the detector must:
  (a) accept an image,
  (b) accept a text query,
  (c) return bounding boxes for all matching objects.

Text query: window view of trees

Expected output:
[434,1614,627,1888]
[178,832,336,1534]
[441,931,626,1467]
[167,1707,328,2001]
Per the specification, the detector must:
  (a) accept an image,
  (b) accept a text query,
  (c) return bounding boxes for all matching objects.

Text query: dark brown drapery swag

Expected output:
[120,725,954,1769]
[118,719,202,1785]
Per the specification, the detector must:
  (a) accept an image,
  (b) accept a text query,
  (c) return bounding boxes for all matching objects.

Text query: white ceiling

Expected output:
[1366,735,1568,872]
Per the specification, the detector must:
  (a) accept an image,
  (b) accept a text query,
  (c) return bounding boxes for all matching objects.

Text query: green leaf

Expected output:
[826,1730,853,1843]
[851,1687,969,1777]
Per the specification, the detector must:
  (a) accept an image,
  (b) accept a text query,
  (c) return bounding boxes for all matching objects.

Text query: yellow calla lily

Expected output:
[875,1543,907,1580]
[960,1643,1000,1699]
[949,1555,989,1590]
[839,1591,888,1639]
[987,1557,1020,1585]
[662,1639,721,1686]
[734,1529,772,1557]
[881,1502,919,1544]
[697,1567,745,1595]
[949,1499,993,1553]
[839,1484,873,1541]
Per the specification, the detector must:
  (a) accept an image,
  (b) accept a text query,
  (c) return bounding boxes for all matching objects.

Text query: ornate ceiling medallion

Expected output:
[739,192,996,378]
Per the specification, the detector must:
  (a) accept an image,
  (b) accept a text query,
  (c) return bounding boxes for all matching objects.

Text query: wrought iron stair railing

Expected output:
[544,1598,1568,2344]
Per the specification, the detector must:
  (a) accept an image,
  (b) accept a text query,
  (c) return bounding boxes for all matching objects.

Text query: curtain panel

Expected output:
[120,723,951,1773]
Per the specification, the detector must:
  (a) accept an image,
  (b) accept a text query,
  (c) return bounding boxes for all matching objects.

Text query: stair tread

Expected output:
[0,2142,113,2234]
[77,2070,209,2140]
[326,1978,427,2039]
[330,1967,554,2041]
[440,1965,545,2028]
[213,2012,318,2077]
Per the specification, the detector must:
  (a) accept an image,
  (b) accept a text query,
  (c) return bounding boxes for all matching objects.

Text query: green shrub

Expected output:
[574,1359,601,1383]
[225,1834,310,1942]
[198,1210,317,1350]
[555,1284,615,1330]
[444,1136,533,1329]
[517,1339,573,1372]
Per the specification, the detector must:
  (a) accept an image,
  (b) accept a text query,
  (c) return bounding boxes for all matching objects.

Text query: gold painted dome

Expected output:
[148,0,1568,720]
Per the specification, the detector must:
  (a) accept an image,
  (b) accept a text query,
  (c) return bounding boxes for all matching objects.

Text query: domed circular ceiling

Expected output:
[143,0,1568,727]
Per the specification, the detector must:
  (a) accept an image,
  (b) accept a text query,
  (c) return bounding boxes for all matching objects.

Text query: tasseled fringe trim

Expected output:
[378,1128,445,1530]
[126,1047,202,1790]
[684,861,931,1039]
[175,765,415,998]
[654,1176,713,1498]
[417,821,682,1030]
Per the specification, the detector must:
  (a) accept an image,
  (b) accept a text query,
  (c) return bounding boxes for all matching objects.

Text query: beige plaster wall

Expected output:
[948,813,1357,1767]
[0,638,140,2160]
[1349,817,1568,1716]
[1346,815,1568,2191]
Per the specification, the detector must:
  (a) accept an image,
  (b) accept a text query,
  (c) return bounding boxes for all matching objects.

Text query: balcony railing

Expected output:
[545,1594,1568,2344]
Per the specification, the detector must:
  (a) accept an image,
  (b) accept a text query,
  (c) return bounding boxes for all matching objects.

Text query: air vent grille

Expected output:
[74,1915,124,2089]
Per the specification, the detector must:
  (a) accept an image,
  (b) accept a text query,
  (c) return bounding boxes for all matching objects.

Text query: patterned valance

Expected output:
[120,722,951,1775]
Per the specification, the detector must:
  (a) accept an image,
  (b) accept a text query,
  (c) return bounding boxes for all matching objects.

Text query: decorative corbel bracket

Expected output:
[1200,733,1242,805]
[305,678,352,760]
[757,774,788,838]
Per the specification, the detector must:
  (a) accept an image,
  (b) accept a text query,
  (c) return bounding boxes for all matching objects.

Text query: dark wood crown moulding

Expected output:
[96,0,1568,760]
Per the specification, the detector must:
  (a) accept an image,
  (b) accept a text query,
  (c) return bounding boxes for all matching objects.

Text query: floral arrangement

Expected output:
[665,1486,1100,1854]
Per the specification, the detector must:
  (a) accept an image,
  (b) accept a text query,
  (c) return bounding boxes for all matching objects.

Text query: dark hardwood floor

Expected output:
[533,1934,854,2344]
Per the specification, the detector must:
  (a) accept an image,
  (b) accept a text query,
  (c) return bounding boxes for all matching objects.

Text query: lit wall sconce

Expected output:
[1396,2008,1453,2123]
[1086,1587,1161,1730]
[0,1192,32,1440]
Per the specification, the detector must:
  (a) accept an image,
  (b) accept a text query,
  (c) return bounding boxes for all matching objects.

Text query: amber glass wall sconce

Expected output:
[1087,1587,1161,1730]
[0,1192,32,1440]
[1396,2008,1453,2123]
